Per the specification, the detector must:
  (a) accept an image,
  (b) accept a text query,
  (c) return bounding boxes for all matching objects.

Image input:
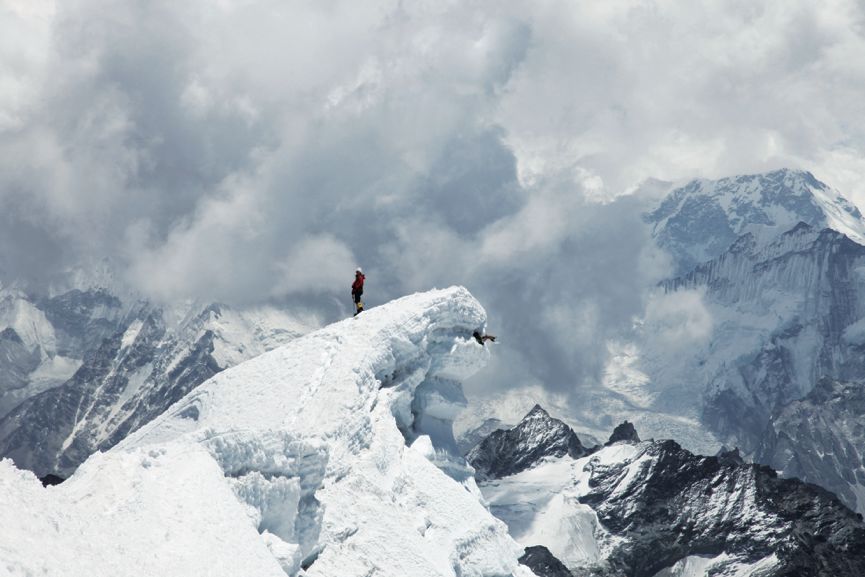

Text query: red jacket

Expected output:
[352,273,365,294]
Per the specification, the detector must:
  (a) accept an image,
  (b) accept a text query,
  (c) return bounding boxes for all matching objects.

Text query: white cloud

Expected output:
[1,0,864,395]
[642,289,714,350]
[272,235,356,297]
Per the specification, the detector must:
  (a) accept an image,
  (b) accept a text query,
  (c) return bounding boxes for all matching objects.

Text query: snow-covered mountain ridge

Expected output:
[472,407,865,577]
[647,169,865,274]
[0,283,314,478]
[1,287,536,577]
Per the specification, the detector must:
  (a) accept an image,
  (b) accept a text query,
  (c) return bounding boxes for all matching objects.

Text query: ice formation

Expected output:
[1,287,533,577]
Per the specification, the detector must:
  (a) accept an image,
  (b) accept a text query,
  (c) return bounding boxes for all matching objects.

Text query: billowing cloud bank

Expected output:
[2,0,864,393]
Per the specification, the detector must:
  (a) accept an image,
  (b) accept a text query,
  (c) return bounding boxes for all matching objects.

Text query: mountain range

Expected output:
[469,405,865,577]
[5,168,865,575]
[0,277,313,478]
[460,168,865,518]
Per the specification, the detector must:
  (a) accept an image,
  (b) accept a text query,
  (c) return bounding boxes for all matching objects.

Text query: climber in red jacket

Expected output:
[352,268,365,316]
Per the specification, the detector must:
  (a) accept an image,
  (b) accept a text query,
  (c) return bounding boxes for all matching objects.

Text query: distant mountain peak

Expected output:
[525,403,549,417]
[467,404,588,480]
[606,420,640,445]
[648,169,865,274]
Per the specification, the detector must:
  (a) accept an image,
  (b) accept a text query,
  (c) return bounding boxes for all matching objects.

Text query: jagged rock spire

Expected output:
[606,421,640,445]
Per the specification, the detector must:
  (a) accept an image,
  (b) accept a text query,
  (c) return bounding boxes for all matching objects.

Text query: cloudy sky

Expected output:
[2,0,865,396]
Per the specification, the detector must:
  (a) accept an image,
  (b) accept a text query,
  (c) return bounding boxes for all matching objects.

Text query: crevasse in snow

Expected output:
[1,287,534,577]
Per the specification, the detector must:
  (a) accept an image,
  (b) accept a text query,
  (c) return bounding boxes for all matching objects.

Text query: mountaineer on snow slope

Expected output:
[352,268,365,316]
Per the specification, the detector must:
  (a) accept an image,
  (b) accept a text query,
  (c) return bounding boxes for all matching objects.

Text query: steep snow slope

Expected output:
[474,409,865,577]
[1,287,535,577]
[0,443,290,576]
[647,169,865,274]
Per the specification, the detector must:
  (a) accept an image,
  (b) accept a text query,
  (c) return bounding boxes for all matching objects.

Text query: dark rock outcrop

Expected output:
[606,421,639,445]
[519,546,573,577]
[467,405,588,480]
[580,440,865,577]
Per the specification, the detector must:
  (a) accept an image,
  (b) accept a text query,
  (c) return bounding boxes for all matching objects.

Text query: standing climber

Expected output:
[352,267,365,316]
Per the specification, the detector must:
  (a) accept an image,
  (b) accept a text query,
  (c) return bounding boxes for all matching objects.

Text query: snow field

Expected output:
[0,444,287,577]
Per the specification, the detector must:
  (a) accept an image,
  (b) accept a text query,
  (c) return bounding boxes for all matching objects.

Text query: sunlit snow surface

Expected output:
[0,287,535,577]
[480,445,635,572]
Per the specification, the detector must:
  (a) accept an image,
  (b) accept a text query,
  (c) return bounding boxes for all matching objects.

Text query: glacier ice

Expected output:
[0,287,535,577]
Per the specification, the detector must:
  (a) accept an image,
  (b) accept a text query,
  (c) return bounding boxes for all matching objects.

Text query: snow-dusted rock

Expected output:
[476,410,865,577]
[518,546,573,577]
[756,378,865,517]
[467,404,589,481]
[456,386,602,455]
[1,287,535,577]
[649,222,865,513]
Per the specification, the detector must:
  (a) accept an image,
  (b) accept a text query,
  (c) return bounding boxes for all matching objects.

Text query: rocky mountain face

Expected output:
[598,169,865,517]
[472,408,865,577]
[519,546,573,577]
[756,378,865,517]
[0,287,126,418]
[606,421,639,445]
[467,404,590,480]
[0,284,312,478]
[652,222,865,513]
[581,439,865,577]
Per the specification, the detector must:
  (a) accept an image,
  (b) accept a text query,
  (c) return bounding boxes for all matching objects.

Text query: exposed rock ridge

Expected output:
[580,439,865,577]
[467,404,589,480]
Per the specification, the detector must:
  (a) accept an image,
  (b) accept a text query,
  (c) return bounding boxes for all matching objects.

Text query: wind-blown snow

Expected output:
[1,287,535,577]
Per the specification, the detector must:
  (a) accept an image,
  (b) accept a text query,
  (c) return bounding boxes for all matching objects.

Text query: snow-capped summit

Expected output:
[647,169,865,274]
[466,404,589,481]
[1,287,534,577]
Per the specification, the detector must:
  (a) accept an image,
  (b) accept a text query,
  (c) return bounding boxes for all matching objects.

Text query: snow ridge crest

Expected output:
[2,287,534,577]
